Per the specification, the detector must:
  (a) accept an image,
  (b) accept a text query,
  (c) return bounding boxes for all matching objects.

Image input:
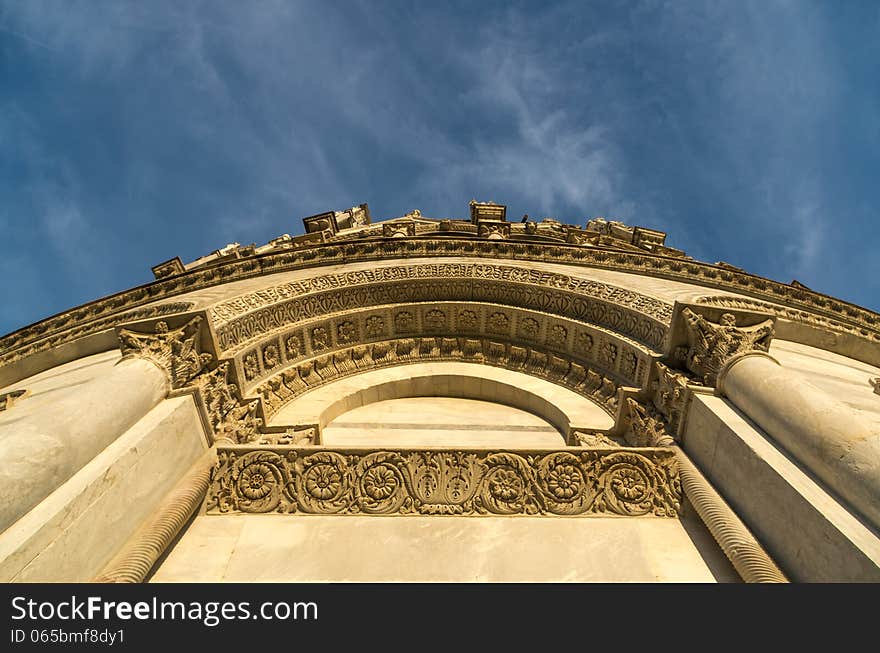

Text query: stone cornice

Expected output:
[3,238,878,370]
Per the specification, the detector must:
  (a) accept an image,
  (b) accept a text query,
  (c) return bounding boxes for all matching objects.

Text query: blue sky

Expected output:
[2,1,879,337]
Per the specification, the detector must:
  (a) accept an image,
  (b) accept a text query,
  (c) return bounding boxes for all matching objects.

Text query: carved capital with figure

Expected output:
[679,308,774,386]
[118,316,213,389]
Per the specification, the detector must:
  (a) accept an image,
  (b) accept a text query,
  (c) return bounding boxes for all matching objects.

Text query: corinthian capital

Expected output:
[118,316,213,389]
[680,308,774,386]
[623,398,675,448]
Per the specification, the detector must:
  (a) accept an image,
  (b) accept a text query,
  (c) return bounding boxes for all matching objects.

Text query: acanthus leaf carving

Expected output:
[680,308,774,386]
[622,398,675,448]
[194,362,264,444]
[651,361,690,433]
[118,316,212,388]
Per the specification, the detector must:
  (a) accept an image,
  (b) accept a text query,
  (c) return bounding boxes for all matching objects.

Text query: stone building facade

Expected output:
[1,201,878,582]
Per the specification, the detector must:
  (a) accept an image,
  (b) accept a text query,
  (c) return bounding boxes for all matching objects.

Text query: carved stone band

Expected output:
[207,447,682,518]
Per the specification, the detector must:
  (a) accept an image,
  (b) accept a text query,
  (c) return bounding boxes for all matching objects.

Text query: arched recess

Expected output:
[267,361,615,445]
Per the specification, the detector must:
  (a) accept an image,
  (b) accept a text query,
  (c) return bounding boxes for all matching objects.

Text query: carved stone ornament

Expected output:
[207,447,681,518]
[253,336,622,420]
[193,363,263,444]
[680,308,774,386]
[871,377,880,396]
[622,398,675,448]
[118,316,213,389]
[572,430,623,448]
[0,389,28,412]
[651,362,690,433]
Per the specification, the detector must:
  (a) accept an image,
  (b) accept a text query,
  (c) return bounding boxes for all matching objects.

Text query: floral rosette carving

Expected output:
[477,452,541,515]
[592,452,671,517]
[355,452,411,514]
[227,450,287,513]
[293,451,351,514]
[535,452,593,515]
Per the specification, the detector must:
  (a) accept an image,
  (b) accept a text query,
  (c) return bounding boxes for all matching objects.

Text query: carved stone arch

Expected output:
[209,262,672,355]
[251,336,624,424]
[231,301,655,394]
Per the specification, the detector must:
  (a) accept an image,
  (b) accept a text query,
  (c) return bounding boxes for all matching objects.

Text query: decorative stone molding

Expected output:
[235,302,650,391]
[210,262,672,325]
[212,264,670,356]
[191,363,263,445]
[0,388,28,412]
[478,221,510,240]
[678,308,774,386]
[870,378,879,396]
[695,294,878,346]
[118,316,213,389]
[253,336,622,420]
[206,446,681,518]
[382,222,417,238]
[650,362,691,435]
[5,237,879,371]
[621,398,676,448]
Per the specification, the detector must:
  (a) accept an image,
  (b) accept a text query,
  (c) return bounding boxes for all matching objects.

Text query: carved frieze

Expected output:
[233,301,651,391]
[678,308,774,386]
[478,221,511,240]
[118,317,213,389]
[7,238,879,372]
[210,262,672,325]
[213,272,669,356]
[206,446,681,518]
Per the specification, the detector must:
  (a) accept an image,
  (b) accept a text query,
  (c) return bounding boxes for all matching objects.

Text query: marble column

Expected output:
[717,351,880,530]
[0,316,212,533]
[678,308,880,531]
[0,357,168,532]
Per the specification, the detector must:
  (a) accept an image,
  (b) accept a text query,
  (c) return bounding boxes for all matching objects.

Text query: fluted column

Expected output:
[0,316,211,533]
[679,308,880,530]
